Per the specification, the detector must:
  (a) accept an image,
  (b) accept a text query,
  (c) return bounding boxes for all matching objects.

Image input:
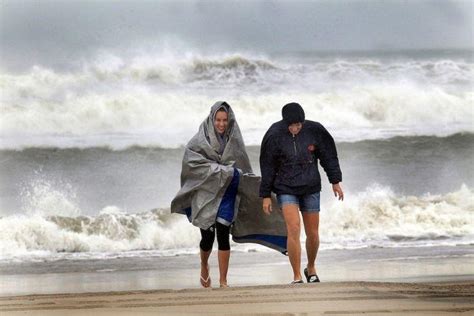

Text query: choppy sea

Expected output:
[0,50,473,273]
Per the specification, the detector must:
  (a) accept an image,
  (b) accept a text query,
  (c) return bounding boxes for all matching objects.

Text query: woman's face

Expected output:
[288,122,303,135]
[214,110,228,134]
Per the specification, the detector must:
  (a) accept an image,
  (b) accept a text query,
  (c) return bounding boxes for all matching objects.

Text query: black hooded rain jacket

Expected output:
[259,120,342,197]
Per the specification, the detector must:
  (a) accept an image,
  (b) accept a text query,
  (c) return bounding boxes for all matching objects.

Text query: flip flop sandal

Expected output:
[304,267,320,283]
[290,280,304,284]
[200,275,211,287]
[200,265,211,288]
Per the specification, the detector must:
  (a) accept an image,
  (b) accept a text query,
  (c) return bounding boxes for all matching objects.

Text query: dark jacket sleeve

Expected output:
[317,124,342,184]
[259,128,277,197]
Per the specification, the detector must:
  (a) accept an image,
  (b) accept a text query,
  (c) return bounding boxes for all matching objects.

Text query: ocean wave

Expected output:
[190,55,278,83]
[2,53,472,89]
[0,86,472,149]
[2,132,472,152]
[1,184,472,261]
[90,54,470,87]
[2,54,253,89]
[0,208,199,259]
[1,52,472,149]
[322,184,474,249]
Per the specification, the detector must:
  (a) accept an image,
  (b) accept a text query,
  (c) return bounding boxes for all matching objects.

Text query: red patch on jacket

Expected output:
[308,144,316,152]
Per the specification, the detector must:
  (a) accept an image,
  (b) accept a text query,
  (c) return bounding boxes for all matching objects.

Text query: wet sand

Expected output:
[0,281,473,315]
[2,246,473,297]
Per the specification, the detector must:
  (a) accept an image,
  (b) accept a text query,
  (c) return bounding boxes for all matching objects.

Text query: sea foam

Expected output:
[0,87,472,149]
[1,53,472,149]
[1,184,472,262]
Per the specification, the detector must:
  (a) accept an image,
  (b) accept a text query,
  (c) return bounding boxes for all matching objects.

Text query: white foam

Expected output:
[21,179,80,218]
[0,52,472,149]
[0,184,472,262]
[0,210,201,261]
[321,184,474,249]
[0,87,472,149]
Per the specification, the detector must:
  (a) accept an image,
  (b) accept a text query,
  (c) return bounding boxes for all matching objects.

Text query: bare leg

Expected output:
[282,204,302,281]
[218,250,230,287]
[200,249,212,287]
[302,212,319,276]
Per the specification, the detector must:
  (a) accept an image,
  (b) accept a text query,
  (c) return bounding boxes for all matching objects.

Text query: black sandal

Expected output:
[304,267,320,283]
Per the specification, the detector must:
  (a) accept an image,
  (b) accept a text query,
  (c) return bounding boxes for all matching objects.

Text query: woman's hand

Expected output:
[262,197,272,215]
[332,183,344,201]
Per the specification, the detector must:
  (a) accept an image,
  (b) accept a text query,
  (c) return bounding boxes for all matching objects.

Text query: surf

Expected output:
[1,184,472,262]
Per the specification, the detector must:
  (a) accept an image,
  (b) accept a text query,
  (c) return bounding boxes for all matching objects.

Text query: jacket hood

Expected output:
[282,102,305,125]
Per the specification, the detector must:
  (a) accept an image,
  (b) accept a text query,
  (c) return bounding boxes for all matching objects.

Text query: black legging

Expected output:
[199,222,230,251]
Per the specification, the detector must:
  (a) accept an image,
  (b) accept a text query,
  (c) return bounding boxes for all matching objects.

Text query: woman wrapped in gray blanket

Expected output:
[171,101,287,288]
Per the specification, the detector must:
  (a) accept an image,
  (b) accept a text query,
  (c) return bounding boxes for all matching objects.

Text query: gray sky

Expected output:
[1,0,472,70]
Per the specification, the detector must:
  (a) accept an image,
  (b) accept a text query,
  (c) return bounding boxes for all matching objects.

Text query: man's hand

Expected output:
[332,183,344,201]
[262,197,272,215]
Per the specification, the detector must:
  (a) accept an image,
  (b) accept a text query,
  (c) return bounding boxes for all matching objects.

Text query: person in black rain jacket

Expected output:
[259,102,344,284]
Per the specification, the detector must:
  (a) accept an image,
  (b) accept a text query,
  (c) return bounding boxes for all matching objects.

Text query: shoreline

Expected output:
[1,281,473,315]
[1,245,473,297]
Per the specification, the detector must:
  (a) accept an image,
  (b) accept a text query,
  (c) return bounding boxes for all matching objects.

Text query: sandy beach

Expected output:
[1,2,473,316]
[1,281,473,315]
[1,246,473,315]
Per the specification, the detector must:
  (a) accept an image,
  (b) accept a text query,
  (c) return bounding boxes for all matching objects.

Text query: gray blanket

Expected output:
[171,101,287,253]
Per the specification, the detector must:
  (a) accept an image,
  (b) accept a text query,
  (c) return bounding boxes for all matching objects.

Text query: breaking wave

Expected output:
[1,184,472,262]
[3,52,472,87]
[0,207,199,260]
[0,88,472,149]
[323,184,474,249]
[1,52,472,149]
